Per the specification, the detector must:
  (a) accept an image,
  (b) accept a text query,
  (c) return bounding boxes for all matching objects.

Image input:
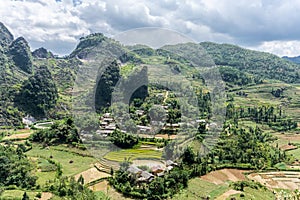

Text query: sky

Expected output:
[1,0,300,56]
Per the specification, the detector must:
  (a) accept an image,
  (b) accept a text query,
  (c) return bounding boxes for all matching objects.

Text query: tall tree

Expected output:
[15,65,58,118]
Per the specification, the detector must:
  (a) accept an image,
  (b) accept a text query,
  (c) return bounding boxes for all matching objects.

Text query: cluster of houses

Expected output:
[97,111,183,137]
[96,113,117,137]
[127,160,178,183]
[95,112,217,138]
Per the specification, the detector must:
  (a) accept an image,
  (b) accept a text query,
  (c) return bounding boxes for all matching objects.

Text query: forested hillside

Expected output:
[0,22,299,127]
[201,42,300,83]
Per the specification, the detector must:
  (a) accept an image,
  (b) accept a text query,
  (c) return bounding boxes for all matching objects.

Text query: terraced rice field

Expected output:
[248,171,300,190]
[200,168,248,184]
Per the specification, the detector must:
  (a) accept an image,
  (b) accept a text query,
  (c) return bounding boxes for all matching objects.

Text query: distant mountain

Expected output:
[282,55,300,64]
[0,22,13,46]
[200,42,300,83]
[1,21,300,126]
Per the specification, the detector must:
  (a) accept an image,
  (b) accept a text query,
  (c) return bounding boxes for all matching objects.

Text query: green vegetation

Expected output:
[30,118,79,145]
[228,187,275,200]
[109,162,189,200]
[95,60,120,112]
[9,37,33,74]
[0,144,37,189]
[104,149,162,162]
[172,178,228,200]
[110,130,139,149]
[201,42,300,83]
[14,65,58,118]
[25,144,97,176]
[1,22,300,200]
[44,177,98,199]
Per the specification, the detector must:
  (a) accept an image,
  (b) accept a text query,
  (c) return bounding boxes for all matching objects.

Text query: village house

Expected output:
[22,115,36,125]
[127,165,155,183]
[127,165,142,176]
[166,160,178,171]
[22,115,36,128]
[135,110,145,116]
[137,171,154,183]
[151,165,164,175]
[98,113,117,137]
[137,125,152,133]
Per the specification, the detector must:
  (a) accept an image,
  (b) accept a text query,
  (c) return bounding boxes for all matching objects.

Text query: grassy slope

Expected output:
[227,187,275,200]
[26,144,97,177]
[172,178,228,200]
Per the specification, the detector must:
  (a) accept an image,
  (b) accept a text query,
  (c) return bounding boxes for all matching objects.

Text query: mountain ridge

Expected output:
[0,22,299,126]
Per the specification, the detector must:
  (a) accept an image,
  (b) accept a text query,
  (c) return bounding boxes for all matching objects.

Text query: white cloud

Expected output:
[1,0,300,56]
[254,40,300,57]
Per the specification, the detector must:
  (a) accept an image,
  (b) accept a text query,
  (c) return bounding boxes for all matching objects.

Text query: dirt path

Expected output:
[215,189,241,200]
[163,91,169,103]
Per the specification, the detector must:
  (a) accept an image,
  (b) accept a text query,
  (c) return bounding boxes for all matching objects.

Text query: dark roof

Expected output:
[157,172,164,177]
[166,160,174,166]
[127,166,142,174]
[140,171,154,179]
[151,165,164,172]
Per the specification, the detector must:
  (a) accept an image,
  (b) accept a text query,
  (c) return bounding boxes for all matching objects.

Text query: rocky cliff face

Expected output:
[0,22,14,47]
[32,47,54,59]
[9,37,33,74]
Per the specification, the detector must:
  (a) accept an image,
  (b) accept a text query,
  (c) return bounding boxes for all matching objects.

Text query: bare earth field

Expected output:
[40,192,53,200]
[74,167,110,184]
[89,180,109,191]
[200,168,248,184]
[248,171,300,190]
[2,129,33,140]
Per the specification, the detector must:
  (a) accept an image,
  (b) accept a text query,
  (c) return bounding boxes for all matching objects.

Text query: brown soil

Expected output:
[200,168,248,184]
[89,180,108,191]
[74,167,110,184]
[280,144,298,151]
[248,171,300,190]
[3,132,32,140]
[40,192,53,200]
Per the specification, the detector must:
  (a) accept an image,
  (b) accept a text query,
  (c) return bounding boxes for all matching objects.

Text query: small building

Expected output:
[157,172,164,177]
[22,115,36,126]
[166,165,173,171]
[127,166,142,176]
[151,165,164,175]
[135,110,145,116]
[138,171,154,182]
[96,129,114,137]
[100,121,108,127]
[105,124,116,130]
[137,125,151,133]
[102,118,114,122]
[166,160,178,167]
[196,119,206,123]
[103,113,111,118]
[165,123,180,128]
